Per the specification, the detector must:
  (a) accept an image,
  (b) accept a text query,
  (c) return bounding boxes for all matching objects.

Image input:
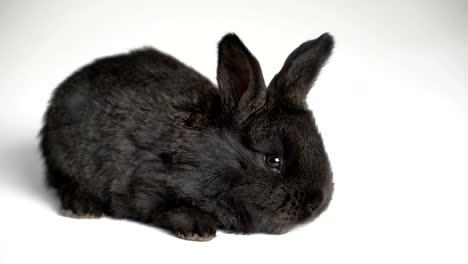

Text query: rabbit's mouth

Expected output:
[269,182,334,228]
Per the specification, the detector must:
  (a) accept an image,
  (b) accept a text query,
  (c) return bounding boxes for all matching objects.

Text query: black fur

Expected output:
[40,33,335,240]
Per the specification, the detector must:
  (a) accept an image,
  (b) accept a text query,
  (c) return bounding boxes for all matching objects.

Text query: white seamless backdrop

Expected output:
[0,0,467,263]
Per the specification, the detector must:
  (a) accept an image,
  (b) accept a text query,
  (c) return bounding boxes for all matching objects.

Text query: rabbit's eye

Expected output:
[265,155,281,170]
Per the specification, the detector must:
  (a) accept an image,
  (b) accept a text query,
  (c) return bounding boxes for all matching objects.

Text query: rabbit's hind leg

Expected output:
[47,167,106,219]
[58,187,106,219]
[60,209,102,219]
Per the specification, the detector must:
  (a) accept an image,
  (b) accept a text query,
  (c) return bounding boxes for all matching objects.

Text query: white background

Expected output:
[1,0,467,263]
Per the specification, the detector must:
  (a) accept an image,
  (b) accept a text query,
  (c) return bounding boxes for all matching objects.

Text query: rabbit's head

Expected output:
[215,33,334,233]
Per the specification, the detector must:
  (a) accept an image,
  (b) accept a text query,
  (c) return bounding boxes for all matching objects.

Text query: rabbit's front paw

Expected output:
[175,232,215,242]
[166,206,217,241]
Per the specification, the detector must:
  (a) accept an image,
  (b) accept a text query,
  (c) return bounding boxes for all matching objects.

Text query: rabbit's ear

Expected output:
[217,33,266,122]
[269,33,334,107]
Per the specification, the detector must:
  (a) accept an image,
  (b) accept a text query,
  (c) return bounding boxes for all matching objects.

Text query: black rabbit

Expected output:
[40,33,335,241]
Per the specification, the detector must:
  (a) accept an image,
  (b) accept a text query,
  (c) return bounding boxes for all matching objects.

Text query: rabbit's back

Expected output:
[40,48,220,204]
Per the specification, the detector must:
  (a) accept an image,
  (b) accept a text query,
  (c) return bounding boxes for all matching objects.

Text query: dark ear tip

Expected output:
[218,33,243,49]
[318,32,335,51]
